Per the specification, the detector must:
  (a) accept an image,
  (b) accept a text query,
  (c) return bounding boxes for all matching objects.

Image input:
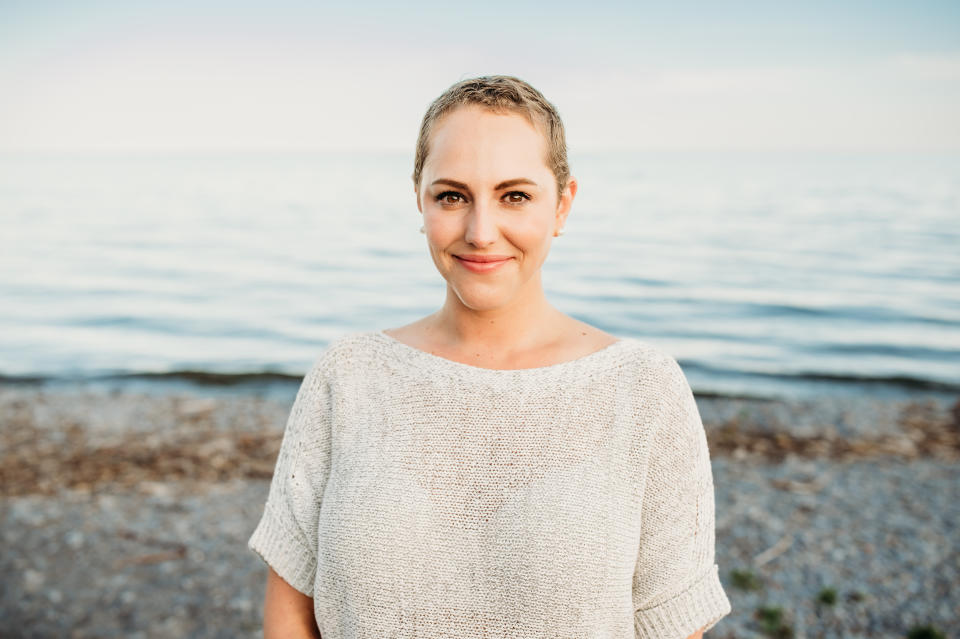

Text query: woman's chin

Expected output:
[450,284,519,313]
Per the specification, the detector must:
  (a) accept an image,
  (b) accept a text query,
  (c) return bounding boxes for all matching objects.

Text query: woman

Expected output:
[249,75,732,638]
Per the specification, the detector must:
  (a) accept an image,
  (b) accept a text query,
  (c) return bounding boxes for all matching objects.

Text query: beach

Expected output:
[1,384,957,638]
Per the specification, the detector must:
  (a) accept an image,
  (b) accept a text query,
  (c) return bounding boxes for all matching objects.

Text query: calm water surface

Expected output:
[2,151,958,399]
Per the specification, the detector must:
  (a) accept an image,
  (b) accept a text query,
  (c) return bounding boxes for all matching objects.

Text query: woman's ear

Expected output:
[555,176,578,233]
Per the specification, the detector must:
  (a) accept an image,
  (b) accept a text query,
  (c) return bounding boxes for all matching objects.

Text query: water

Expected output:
[2,151,958,399]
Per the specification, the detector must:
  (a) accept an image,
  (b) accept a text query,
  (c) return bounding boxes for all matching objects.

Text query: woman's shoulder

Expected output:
[310,329,385,368]
[623,338,685,375]
[614,340,689,399]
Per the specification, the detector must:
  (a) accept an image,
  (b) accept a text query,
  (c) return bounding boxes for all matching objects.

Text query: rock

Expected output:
[23,569,44,593]
[177,398,218,419]
[64,530,84,549]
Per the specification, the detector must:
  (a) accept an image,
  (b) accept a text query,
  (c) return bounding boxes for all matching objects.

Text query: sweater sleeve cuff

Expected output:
[247,506,317,597]
[634,564,732,638]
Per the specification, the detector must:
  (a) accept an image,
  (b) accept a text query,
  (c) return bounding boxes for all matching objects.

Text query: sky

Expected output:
[1,0,958,152]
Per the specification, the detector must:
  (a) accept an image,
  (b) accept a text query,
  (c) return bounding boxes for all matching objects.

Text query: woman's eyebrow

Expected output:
[494,178,538,190]
[431,178,470,191]
[430,178,539,191]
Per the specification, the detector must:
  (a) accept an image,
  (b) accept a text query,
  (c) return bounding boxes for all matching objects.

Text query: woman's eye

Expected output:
[436,191,465,205]
[504,191,531,204]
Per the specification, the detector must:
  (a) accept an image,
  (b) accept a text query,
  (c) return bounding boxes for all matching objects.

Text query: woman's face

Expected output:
[416,105,576,313]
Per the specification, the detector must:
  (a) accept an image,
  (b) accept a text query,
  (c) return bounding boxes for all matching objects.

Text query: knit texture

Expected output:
[248,329,732,638]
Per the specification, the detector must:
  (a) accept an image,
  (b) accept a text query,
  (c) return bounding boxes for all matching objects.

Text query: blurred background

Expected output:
[1,1,958,638]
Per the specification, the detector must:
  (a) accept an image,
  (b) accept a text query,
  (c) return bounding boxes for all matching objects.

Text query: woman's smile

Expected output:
[454,254,514,273]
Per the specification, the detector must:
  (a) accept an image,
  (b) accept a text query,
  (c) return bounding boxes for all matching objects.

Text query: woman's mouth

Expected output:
[454,255,513,273]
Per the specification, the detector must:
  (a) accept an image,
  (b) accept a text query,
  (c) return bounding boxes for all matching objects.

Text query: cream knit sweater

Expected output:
[248,330,731,638]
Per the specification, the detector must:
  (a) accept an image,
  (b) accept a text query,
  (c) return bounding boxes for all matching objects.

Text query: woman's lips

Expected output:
[454,255,513,273]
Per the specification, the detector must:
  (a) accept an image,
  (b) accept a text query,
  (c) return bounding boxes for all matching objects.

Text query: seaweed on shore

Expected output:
[706,397,960,463]
[1,394,957,496]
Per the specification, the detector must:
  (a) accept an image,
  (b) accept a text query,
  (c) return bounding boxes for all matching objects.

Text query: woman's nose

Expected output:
[463,200,498,247]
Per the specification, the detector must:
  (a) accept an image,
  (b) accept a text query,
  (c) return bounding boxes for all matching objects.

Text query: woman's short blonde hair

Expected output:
[412,75,570,201]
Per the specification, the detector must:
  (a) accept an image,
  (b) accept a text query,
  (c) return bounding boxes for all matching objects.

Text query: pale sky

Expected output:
[1,0,958,152]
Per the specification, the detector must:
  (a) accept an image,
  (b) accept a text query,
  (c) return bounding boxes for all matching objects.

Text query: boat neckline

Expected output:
[373,329,633,377]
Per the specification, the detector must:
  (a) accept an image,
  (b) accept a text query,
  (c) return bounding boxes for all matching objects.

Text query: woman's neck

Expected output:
[431,287,566,353]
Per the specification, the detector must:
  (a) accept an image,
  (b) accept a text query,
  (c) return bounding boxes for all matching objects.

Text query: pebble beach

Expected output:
[1,385,957,638]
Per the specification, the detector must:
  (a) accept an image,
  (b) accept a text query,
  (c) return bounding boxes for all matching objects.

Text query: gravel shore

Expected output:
[1,385,957,638]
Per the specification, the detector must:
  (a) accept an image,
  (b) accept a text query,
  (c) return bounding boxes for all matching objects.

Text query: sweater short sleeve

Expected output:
[248,354,332,597]
[632,356,731,638]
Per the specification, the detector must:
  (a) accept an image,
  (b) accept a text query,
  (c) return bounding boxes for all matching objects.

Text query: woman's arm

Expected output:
[263,567,322,639]
[686,626,705,639]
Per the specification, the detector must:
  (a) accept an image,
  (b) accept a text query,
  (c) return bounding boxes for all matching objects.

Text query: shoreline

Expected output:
[2,385,957,498]
[4,365,959,402]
